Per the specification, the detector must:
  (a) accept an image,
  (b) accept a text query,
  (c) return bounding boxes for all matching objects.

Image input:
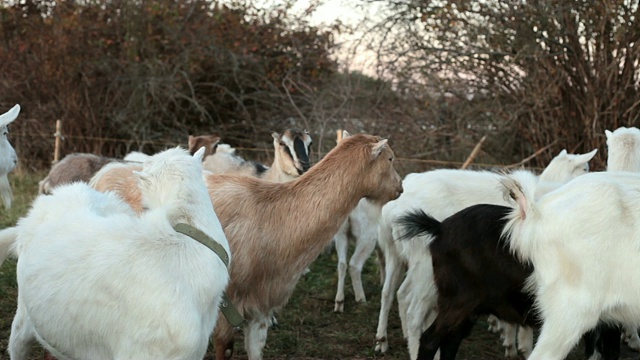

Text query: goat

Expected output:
[333,198,384,312]
[88,131,403,360]
[39,134,219,195]
[202,129,312,182]
[397,202,621,360]
[501,170,640,360]
[606,127,640,172]
[604,126,640,352]
[4,146,231,360]
[374,148,598,359]
[0,104,20,209]
[38,153,120,195]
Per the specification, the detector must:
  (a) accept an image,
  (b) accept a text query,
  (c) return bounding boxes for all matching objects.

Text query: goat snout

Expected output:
[297,161,311,175]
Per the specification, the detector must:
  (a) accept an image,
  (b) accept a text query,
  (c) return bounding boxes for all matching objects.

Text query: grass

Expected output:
[0,173,639,359]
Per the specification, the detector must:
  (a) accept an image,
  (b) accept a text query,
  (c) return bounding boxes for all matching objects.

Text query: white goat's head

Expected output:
[134,147,208,216]
[0,104,20,209]
[605,126,640,172]
[0,104,20,176]
[539,148,598,184]
[272,129,313,176]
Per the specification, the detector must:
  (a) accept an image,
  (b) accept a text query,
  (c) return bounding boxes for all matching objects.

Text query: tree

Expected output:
[359,0,640,169]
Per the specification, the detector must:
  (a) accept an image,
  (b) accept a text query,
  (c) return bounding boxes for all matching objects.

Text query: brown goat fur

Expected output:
[89,133,403,359]
[39,153,120,195]
[188,134,220,157]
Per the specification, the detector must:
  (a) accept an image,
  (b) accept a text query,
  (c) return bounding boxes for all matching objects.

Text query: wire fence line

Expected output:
[8,130,545,173]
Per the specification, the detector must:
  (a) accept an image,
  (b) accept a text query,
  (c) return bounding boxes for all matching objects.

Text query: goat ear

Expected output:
[371,139,389,158]
[193,147,206,161]
[575,148,598,164]
[271,132,280,141]
[558,149,568,157]
[605,129,613,139]
[188,135,195,146]
[342,130,351,139]
[0,104,20,128]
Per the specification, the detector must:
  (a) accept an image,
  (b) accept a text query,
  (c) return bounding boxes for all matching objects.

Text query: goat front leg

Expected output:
[333,221,350,312]
[500,322,518,358]
[244,314,271,360]
[214,318,236,360]
[517,325,534,359]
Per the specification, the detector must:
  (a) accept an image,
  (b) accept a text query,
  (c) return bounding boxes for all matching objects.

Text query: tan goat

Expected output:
[89,132,404,360]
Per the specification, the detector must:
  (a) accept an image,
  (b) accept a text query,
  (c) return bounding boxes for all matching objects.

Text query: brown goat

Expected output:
[38,153,120,195]
[89,132,403,360]
[188,134,220,156]
[40,134,219,195]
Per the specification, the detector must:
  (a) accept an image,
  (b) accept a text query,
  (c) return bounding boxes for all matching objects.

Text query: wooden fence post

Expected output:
[461,135,487,169]
[53,120,62,164]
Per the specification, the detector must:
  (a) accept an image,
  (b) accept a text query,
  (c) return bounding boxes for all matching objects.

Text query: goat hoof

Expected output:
[375,338,388,353]
[334,301,344,313]
[354,297,367,304]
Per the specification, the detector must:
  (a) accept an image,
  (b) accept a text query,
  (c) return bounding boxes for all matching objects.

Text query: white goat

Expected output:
[333,198,383,312]
[202,129,312,182]
[501,170,640,360]
[0,104,20,209]
[3,147,231,360]
[605,126,640,351]
[374,148,598,360]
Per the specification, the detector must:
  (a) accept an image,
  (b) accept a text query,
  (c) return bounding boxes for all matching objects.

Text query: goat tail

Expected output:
[500,170,539,223]
[0,173,13,209]
[395,209,441,242]
[500,170,540,262]
[0,226,18,266]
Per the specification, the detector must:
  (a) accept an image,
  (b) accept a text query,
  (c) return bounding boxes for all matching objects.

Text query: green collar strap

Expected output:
[173,223,245,327]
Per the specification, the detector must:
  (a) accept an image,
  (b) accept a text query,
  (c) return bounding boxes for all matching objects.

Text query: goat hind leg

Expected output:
[623,324,640,351]
[375,247,404,353]
[528,308,596,360]
[348,229,377,303]
[8,304,36,360]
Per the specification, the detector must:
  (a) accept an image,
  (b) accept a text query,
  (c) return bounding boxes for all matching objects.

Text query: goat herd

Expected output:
[0,103,640,360]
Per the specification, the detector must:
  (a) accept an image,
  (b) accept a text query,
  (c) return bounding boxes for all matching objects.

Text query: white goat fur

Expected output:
[87,132,403,360]
[0,104,20,209]
[4,147,231,360]
[605,126,640,351]
[374,148,598,360]
[333,198,383,312]
[606,126,640,172]
[202,129,312,183]
[501,170,640,360]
